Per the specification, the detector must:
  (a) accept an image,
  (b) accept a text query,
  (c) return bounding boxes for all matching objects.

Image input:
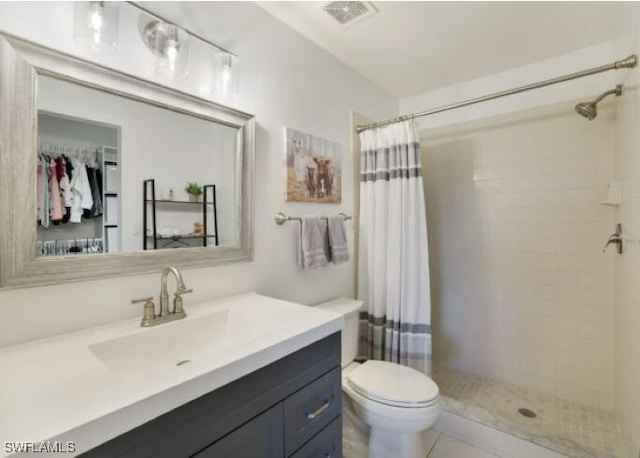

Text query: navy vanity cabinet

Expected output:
[82,332,342,458]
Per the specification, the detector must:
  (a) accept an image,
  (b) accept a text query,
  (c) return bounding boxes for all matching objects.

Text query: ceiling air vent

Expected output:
[322,1,377,27]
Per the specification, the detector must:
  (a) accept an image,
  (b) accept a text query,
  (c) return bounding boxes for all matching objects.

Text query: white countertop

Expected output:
[0,293,343,456]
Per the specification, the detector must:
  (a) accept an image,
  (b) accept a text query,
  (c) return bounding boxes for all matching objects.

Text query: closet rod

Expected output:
[38,143,102,153]
[355,54,637,133]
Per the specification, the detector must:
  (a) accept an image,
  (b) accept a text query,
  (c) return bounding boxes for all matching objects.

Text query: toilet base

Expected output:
[369,427,424,458]
[343,393,370,456]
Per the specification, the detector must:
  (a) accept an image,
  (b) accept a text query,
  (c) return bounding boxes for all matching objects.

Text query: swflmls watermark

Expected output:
[3,441,76,454]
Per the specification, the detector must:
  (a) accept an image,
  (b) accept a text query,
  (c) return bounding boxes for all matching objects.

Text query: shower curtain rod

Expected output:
[355,54,637,133]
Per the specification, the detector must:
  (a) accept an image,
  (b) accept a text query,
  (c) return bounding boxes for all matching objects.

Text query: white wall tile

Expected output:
[423,102,615,407]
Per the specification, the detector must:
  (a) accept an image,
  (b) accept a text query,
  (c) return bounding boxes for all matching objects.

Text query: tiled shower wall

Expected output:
[422,102,616,410]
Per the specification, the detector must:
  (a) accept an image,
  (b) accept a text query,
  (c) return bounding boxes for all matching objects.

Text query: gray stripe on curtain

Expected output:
[361,142,424,182]
[361,167,423,182]
[361,141,422,165]
[359,312,431,333]
[358,315,431,372]
[358,335,431,357]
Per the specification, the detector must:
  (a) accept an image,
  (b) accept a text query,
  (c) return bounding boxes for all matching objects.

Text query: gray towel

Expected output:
[327,216,349,264]
[298,217,329,270]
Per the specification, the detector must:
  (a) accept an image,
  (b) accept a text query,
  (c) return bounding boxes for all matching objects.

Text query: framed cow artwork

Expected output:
[284,127,342,203]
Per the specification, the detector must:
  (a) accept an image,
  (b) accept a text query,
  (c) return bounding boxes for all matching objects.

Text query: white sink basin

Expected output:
[89,308,284,382]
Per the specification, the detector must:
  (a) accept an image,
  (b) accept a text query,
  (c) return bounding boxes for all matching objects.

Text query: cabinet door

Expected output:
[194,403,283,458]
[290,416,342,458]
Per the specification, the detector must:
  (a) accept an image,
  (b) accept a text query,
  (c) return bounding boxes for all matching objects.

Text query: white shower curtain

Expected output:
[357,120,432,375]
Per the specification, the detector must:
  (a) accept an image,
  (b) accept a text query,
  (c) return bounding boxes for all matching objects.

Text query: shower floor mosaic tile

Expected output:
[432,365,628,457]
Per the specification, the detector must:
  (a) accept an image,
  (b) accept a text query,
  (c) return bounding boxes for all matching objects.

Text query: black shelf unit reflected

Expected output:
[143,179,219,250]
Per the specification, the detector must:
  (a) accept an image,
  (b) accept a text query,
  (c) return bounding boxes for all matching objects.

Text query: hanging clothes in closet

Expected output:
[84,162,103,219]
[36,144,103,227]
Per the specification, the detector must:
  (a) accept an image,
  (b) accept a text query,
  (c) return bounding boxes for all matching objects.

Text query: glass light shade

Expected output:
[151,22,189,78]
[73,1,119,54]
[214,52,239,95]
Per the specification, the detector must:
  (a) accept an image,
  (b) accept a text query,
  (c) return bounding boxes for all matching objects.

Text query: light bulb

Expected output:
[221,65,231,93]
[218,53,234,95]
[73,1,118,54]
[89,9,103,31]
[166,39,178,73]
[88,2,104,45]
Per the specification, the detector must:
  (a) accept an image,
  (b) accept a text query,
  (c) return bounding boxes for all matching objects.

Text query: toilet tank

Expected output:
[316,298,363,367]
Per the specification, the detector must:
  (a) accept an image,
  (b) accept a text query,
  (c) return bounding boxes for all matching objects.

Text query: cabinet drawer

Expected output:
[290,415,342,458]
[284,367,341,455]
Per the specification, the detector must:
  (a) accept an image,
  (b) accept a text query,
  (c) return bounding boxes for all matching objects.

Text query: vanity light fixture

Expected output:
[214,51,239,95]
[73,1,119,54]
[131,2,240,95]
[142,20,190,77]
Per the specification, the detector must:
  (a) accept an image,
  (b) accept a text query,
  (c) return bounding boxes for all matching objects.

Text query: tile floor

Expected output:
[432,364,627,457]
[343,426,499,458]
[424,430,499,458]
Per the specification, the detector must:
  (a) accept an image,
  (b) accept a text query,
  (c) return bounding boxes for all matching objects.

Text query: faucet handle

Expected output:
[131,297,156,326]
[173,289,192,316]
[131,296,154,305]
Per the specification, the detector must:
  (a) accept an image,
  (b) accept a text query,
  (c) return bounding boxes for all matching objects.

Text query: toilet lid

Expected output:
[347,360,439,407]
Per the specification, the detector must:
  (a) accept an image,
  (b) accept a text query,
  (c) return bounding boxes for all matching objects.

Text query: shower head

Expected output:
[575,101,598,120]
[575,85,623,120]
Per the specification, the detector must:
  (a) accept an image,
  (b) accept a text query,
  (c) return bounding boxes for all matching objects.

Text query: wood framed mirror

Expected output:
[0,34,255,289]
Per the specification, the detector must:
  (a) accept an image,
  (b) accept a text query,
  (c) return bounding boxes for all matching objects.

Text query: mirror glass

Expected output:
[36,74,238,257]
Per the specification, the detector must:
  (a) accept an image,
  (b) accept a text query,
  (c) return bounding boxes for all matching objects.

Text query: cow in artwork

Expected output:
[305,166,317,197]
[313,157,334,198]
[293,137,313,183]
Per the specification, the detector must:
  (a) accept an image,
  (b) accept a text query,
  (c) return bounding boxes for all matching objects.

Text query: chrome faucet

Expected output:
[131,267,192,327]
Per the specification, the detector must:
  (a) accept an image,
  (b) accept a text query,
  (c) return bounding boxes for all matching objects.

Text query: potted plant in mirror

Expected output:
[185,182,203,202]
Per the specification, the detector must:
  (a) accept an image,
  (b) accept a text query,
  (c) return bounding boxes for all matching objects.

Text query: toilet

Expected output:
[317,298,440,458]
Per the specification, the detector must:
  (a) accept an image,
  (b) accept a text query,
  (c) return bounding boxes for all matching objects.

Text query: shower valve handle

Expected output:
[603,223,623,254]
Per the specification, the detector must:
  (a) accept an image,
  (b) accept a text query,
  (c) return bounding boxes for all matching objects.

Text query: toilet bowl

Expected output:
[317,298,440,458]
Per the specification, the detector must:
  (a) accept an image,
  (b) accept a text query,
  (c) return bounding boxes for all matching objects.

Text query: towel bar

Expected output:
[274,212,352,225]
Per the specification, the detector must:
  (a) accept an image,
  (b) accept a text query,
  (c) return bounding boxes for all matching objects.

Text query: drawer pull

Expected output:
[306,398,331,420]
